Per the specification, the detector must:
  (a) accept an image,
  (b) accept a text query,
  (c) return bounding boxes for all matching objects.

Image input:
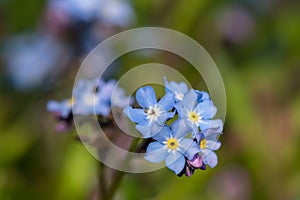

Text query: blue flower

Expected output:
[48,79,131,118]
[195,128,222,168]
[49,0,101,22]
[123,86,175,138]
[176,89,223,135]
[48,0,135,26]
[98,80,131,108]
[3,32,66,90]
[164,77,188,102]
[47,98,74,118]
[73,79,130,117]
[144,120,200,175]
[99,0,135,27]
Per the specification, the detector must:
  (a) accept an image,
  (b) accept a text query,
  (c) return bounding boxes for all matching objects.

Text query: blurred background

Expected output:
[1,0,300,199]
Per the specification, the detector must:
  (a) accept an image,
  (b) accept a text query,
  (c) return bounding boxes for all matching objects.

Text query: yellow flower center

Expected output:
[167,138,179,150]
[188,111,199,123]
[67,97,75,106]
[200,139,206,149]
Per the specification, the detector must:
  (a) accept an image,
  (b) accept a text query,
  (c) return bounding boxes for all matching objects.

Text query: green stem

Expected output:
[105,170,125,200]
[98,162,106,199]
[99,137,141,200]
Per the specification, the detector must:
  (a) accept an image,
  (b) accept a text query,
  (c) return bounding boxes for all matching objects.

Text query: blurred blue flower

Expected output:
[3,32,67,90]
[123,86,175,138]
[73,79,130,116]
[48,0,135,26]
[99,0,135,27]
[47,98,74,118]
[195,128,222,168]
[48,79,131,118]
[72,81,108,116]
[144,120,200,175]
[177,89,223,135]
[49,0,102,22]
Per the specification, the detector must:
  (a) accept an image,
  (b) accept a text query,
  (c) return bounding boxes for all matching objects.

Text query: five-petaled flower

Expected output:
[123,86,175,138]
[144,120,200,174]
[195,128,222,168]
[176,89,223,135]
[164,77,189,102]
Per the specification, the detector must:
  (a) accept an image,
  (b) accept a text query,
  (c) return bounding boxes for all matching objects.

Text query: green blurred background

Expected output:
[1,0,300,199]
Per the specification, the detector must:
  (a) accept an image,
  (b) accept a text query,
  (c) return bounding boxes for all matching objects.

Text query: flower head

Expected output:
[144,120,200,174]
[177,89,223,135]
[195,128,222,168]
[47,98,75,118]
[48,79,131,118]
[123,86,175,138]
[73,79,130,117]
[164,77,188,102]
[3,32,66,90]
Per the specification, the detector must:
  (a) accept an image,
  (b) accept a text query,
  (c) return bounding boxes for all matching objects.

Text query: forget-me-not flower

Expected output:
[73,79,130,117]
[47,98,75,118]
[164,77,189,102]
[98,79,131,108]
[123,86,175,138]
[3,32,66,90]
[195,128,222,168]
[144,120,200,175]
[177,89,223,135]
[48,79,131,118]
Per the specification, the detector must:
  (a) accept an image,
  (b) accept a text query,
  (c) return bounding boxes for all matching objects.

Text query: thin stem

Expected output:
[105,170,126,200]
[98,162,106,200]
[100,137,141,200]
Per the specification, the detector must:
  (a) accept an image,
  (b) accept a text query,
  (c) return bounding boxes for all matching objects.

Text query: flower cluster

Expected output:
[47,79,131,131]
[123,77,223,176]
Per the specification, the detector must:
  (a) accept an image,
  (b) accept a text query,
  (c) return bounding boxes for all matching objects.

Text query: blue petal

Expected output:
[177,82,189,94]
[199,119,223,132]
[179,139,200,160]
[165,151,185,174]
[182,89,198,111]
[202,128,222,149]
[206,140,221,151]
[144,142,168,163]
[135,86,157,109]
[185,119,199,134]
[195,100,217,119]
[174,102,183,118]
[195,90,210,102]
[171,120,191,139]
[203,150,218,168]
[95,102,111,117]
[158,92,175,111]
[156,111,169,126]
[123,106,147,123]
[152,126,171,142]
[164,77,188,96]
[47,100,71,118]
[47,100,60,111]
[164,76,172,93]
[194,132,203,143]
[136,119,164,138]
[202,127,223,138]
